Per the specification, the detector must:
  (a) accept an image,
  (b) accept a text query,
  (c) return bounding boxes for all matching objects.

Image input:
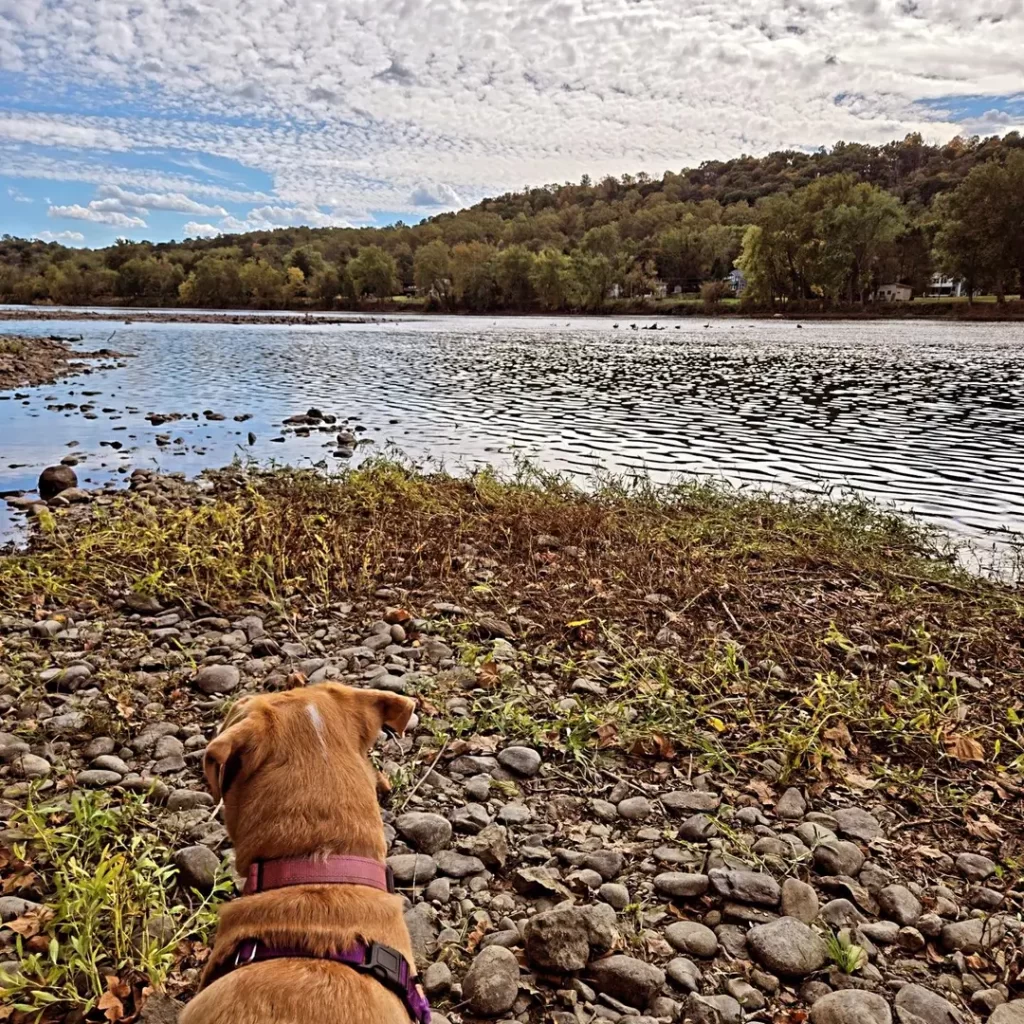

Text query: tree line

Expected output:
[2,132,1022,312]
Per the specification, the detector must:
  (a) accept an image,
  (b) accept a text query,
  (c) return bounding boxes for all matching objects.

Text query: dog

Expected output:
[179,683,429,1024]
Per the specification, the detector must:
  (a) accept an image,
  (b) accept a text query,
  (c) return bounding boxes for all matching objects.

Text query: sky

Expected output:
[1,0,1022,248]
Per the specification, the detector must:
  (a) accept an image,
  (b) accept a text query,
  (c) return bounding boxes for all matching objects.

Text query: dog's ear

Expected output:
[203,699,258,802]
[351,688,415,746]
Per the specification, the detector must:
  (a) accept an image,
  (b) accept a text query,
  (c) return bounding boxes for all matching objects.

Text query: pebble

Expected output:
[462,946,519,1016]
[387,854,438,885]
[955,852,996,882]
[782,877,820,924]
[589,955,666,1009]
[877,884,922,927]
[894,984,964,1024]
[811,990,893,1024]
[194,664,240,694]
[989,1003,1024,1024]
[747,917,828,976]
[77,769,123,787]
[655,872,710,898]
[599,882,630,909]
[496,745,542,777]
[776,787,807,819]
[395,812,453,855]
[662,789,721,813]
[617,795,653,820]
[173,845,221,891]
[16,753,52,779]
[665,921,719,958]
[709,869,781,906]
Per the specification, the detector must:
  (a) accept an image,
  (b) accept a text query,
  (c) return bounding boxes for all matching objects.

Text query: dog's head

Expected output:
[203,683,414,872]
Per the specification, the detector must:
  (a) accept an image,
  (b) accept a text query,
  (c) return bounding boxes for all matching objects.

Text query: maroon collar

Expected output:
[245,855,395,896]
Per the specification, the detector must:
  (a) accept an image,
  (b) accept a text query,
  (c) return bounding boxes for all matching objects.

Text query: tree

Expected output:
[239,259,285,308]
[413,240,452,306]
[347,246,398,301]
[178,254,244,307]
[450,242,498,311]
[569,251,613,310]
[530,249,574,310]
[494,245,536,308]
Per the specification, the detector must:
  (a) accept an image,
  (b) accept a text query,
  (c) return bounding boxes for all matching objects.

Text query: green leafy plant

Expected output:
[824,929,867,974]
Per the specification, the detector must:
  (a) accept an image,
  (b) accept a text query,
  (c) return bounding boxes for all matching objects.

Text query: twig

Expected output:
[400,738,450,811]
[718,595,741,633]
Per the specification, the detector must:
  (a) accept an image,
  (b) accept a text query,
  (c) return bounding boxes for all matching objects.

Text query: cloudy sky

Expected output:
[1,0,1022,247]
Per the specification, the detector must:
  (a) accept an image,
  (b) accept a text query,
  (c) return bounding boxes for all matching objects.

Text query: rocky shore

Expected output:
[0,334,129,391]
[0,310,395,326]
[0,465,1021,1024]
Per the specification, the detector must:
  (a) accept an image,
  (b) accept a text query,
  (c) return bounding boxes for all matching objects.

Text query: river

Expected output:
[3,311,1024,568]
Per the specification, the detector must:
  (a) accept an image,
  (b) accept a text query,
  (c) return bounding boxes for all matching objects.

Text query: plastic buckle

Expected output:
[385,864,396,893]
[363,943,405,989]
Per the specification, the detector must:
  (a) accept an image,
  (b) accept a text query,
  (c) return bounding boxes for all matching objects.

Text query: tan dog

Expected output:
[180,683,424,1024]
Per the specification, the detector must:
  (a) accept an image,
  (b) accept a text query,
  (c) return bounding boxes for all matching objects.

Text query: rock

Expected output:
[434,850,485,878]
[496,802,531,824]
[617,796,653,819]
[894,984,964,1024]
[777,787,807,820]
[589,955,666,1009]
[38,464,77,500]
[396,812,452,855]
[524,904,617,972]
[194,664,240,695]
[815,841,866,877]
[387,854,438,885]
[939,916,1007,953]
[665,921,719,958]
[91,755,130,775]
[460,824,509,869]
[709,869,781,906]
[683,993,728,1024]
[699,994,744,1024]
[139,993,184,1023]
[811,990,893,1024]
[678,813,718,842]
[462,946,519,1016]
[403,904,438,963]
[600,883,630,910]
[727,978,767,1011]
[583,850,625,880]
[167,789,214,811]
[662,790,721,814]
[511,866,571,900]
[174,846,220,891]
[125,592,163,614]
[877,885,922,927]
[15,753,51,779]
[423,961,452,997]
[859,921,900,946]
[782,877,820,924]
[955,853,996,882]
[666,957,703,993]
[655,873,710,898]
[820,899,865,929]
[832,808,882,842]
[0,733,30,761]
[0,896,45,921]
[77,769,122,787]
[747,917,828,976]
[989,1003,1024,1024]
[496,746,541,777]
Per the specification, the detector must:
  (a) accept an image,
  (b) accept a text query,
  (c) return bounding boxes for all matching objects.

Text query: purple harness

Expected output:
[227,936,431,1024]
[212,855,431,1024]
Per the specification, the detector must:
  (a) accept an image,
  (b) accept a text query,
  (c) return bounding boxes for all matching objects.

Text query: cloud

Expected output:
[2,0,1023,240]
[7,187,32,203]
[92,184,228,216]
[409,183,463,208]
[48,203,147,228]
[182,221,220,238]
[34,230,86,244]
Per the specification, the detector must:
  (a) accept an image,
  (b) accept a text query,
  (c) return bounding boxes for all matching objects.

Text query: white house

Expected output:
[728,269,747,296]
[874,283,913,302]
[927,274,966,298]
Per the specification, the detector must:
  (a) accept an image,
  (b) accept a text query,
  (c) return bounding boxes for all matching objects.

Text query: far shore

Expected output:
[3,299,1024,325]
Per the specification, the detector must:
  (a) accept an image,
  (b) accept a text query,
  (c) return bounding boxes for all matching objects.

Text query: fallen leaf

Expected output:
[285,671,308,689]
[945,733,985,762]
[629,733,677,760]
[97,991,124,1022]
[824,721,852,748]
[7,909,52,938]
[476,661,500,687]
[966,814,1005,841]
[843,771,878,792]
[595,723,619,749]
[747,779,775,804]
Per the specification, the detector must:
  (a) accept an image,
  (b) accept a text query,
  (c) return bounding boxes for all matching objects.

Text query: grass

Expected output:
[824,929,867,974]
[2,459,1023,786]
[0,792,229,1021]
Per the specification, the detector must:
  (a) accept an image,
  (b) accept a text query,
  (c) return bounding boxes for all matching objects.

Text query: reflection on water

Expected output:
[2,314,1024,561]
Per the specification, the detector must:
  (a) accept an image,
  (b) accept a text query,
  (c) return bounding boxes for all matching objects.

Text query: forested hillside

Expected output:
[2,132,1023,312]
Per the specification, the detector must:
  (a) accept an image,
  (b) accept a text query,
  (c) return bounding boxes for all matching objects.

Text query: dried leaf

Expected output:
[747,779,775,804]
[595,722,619,749]
[97,991,124,1022]
[823,721,852,748]
[629,732,677,760]
[8,909,52,938]
[476,661,500,687]
[843,771,878,792]
[285,671,308,689]
[466,924,488,953]
[966,814,1005,841]
[945,733,985,762]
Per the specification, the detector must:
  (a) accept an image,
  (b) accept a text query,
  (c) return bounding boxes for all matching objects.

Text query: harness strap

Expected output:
[226,938,430,1023]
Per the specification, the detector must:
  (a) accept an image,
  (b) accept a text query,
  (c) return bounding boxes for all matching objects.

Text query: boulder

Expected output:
[894,984,963,1024]
[38,465,77,501]
[462,946,519,1016]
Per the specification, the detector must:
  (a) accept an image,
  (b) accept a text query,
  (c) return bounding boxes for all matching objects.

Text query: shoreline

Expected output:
[0,334,130,391]
[1,463,1022,1020]
[3,302,1024,325]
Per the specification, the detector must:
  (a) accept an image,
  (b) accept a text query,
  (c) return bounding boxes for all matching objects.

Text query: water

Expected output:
[3,313,1024,566]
